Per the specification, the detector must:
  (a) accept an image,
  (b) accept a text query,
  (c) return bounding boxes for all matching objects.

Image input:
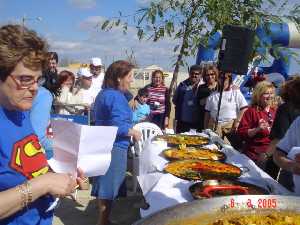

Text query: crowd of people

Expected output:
[1,23,300,225]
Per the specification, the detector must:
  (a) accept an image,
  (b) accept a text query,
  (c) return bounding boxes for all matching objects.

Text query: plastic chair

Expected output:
[131,122,163,193]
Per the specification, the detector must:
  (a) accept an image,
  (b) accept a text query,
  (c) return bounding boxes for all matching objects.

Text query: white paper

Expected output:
[48,119,118,177]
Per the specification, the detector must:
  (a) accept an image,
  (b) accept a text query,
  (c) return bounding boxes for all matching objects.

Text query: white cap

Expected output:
[77,67,93,78]
[90,57,102,66]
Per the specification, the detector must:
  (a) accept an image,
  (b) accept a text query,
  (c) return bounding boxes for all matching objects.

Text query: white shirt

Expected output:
[277,116,300,154]
[56,86,74,115]
[76,88,94,106]
[205,88,248,123]
[89,72,104,100]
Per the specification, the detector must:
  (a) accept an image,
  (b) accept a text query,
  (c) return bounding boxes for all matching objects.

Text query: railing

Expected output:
[51,103,92,125]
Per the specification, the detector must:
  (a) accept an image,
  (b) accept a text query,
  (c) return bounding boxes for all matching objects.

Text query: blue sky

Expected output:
[0,0,299,73]
[0,0,180,70]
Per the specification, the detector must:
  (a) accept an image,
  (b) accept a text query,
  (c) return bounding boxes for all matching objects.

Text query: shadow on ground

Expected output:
[54,192,143,225]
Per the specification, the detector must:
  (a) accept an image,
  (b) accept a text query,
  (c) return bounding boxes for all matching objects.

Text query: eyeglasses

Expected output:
[9,74,46,90]
[190,71,201,76]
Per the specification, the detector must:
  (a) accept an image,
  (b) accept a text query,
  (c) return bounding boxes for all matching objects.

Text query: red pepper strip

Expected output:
[201,185,249,198]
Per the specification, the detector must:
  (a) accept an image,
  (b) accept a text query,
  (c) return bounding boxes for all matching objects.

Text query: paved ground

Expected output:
[53,168,144,225]
[53,190,142,225]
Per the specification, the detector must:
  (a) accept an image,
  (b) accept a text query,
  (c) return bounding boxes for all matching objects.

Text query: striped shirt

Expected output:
[146,85,171,116]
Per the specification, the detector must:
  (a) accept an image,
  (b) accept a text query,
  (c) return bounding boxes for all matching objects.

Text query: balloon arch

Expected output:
[196,22,300,85]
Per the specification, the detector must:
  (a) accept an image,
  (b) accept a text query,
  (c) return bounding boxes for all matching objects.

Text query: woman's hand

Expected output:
[76,168,89,190]
[291,154,300,175]
[164,117,169,129]
[129,99,138,110]
[129,128,142,142]
[258,119,269,131]
[39,172,77,198]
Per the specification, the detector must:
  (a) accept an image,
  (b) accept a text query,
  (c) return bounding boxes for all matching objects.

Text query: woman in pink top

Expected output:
[145,70,171,129]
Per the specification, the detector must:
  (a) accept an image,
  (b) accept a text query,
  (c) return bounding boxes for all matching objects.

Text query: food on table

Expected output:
[189,180,269,199]
[164,159,241,180]
[155,134,209,146]
[167,211,300,225]
[162,148,225,161]
[208,212,300,225]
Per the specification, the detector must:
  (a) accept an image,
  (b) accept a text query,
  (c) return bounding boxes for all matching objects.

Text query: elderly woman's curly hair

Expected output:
[0,24,48,81]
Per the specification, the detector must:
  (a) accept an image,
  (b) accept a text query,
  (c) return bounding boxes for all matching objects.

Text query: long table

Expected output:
[136,130,292,218]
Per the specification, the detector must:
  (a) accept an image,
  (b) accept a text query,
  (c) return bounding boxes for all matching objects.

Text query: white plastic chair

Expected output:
[131,122,163,193]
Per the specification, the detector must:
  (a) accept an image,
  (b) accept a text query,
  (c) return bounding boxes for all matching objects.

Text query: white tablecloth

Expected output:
[137,131,292,218]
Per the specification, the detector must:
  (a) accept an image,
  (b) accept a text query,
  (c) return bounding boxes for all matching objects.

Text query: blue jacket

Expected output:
[94,88,133,149]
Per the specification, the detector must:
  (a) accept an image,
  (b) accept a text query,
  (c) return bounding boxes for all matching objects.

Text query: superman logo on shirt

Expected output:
[10,134,49,179]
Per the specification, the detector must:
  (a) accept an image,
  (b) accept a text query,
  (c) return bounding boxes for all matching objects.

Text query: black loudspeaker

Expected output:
[218,25,255,75]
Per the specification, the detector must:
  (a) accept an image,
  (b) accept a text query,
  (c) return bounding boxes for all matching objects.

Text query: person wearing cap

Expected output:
[70,67,94,114]
[89,57,104,100]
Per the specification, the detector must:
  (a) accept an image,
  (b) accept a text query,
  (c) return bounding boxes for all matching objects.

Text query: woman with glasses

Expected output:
[237,81,277,170]
[0,24,86,224]
[196,64,219,131]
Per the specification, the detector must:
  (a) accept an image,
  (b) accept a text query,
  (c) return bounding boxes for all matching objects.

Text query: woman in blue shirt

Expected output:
[91,60,142,225]
[0,24,86,224]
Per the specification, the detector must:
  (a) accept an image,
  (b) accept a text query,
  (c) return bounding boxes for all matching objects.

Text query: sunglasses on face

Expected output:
[9,74,45,90]
[206,73,215,77]
[190,71,201,76]
[82,76,93,81]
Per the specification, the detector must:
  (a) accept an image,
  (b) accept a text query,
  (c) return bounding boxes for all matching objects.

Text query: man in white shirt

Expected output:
[73,67,94,109]
[89,57,104,100]
[274,117,300,175]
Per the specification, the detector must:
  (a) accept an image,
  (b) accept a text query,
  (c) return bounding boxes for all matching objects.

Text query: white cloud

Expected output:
[44,15,194,71]
[79,16,106,29]
[136,0,152,5]
[68,0,96,9]
[47,15,185,70]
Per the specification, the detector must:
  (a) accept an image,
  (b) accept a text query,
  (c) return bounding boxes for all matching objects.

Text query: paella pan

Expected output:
[164,159,242,180]
[154,134,209,146]
[134,195,300,225]
[162,147,226,161]
[189,180,269,199]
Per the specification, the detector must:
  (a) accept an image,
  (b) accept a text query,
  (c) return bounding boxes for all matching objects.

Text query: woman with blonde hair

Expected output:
[237,81,277,169]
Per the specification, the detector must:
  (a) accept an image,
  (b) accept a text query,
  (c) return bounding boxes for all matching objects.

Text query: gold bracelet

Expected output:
[25,181,33,206]
[16,182,33,209]
[16,184,27,208]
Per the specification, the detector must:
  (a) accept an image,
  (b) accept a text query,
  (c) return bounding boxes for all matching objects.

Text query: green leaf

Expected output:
[159,27,165,37]
[137,28,144,40]
[115,19,121,26]
[101,20,110,30]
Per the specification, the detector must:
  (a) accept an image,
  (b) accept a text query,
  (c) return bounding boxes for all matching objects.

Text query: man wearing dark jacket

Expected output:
[173,64,204,133]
